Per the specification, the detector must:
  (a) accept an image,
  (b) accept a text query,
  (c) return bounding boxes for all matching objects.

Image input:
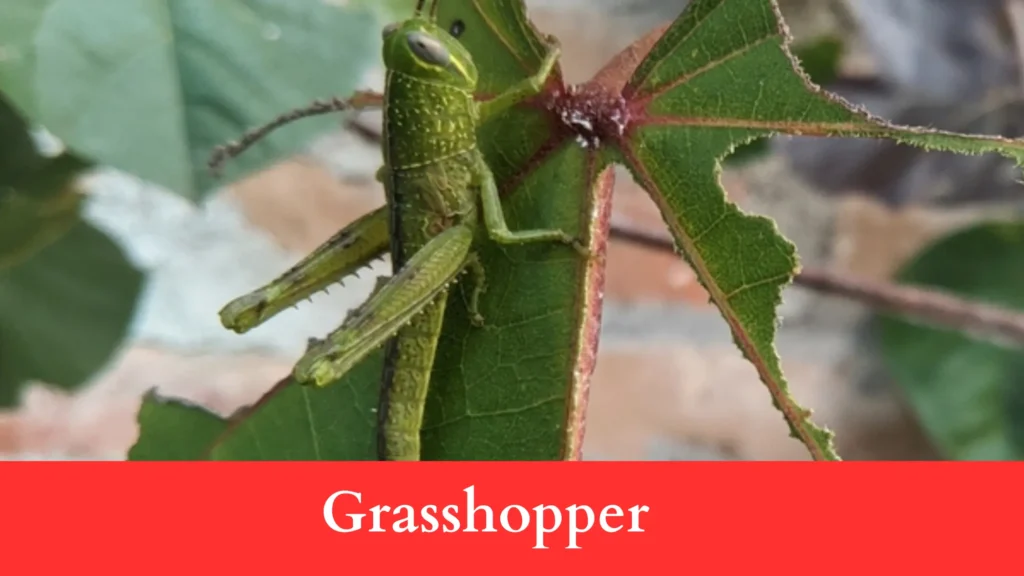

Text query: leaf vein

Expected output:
[421,396,561,431]
[300,387,323,460]
[638,35,775,105]
[724,272,791,300]
[629,0,730,97]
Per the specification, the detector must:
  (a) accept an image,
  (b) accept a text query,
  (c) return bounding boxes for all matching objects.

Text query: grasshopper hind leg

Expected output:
[294,224,474,388]
[218,205,390,334]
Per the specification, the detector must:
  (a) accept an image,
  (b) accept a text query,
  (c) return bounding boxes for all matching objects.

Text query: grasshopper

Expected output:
[209,0,588,461]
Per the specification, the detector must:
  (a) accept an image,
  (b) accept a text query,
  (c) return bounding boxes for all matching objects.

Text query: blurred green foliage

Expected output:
[0,95,142,406]
[878,221,1024,460]
[0,0,387,406]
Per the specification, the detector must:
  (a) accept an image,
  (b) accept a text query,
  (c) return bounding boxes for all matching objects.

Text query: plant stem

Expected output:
[609,221,1024,348]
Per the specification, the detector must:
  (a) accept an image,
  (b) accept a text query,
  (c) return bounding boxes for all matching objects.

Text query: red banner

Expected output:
[1,462,1018,572]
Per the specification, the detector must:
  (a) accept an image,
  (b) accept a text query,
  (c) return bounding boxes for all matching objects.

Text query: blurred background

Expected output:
[1,0,1023,460]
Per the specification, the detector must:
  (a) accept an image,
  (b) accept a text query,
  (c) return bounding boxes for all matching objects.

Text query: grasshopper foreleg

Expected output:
[293,224,474,388]
[475,155,590,256]
[219,205,390,333]
[477,38,561,122]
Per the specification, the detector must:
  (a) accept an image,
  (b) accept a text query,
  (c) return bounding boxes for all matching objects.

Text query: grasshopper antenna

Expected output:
[429,0,440,19]
[414,0,427,15]
[208,93,377,176]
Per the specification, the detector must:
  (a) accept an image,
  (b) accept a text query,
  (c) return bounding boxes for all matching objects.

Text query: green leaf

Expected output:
[581,0,1024,460]
[0,0,381,200]
[130,361,385,461]
[130,391,229,460]
[725,34,845,166]
[0,94,45,182]
[0,155,92,271]
[208,366,385,460]
[597,1,837,459]
[600,0,1024,460]
[619,1,1024,161]
[0,95,130,406]
[131,0,608,461]
[0,219,143,406]
[0,95,89,270]
[877,222,1024,460]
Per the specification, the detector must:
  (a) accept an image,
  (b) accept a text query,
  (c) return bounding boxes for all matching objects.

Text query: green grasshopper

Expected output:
[209,0,588,461]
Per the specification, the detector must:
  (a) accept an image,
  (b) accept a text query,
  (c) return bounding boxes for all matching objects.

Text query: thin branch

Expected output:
[609,221,1024,348]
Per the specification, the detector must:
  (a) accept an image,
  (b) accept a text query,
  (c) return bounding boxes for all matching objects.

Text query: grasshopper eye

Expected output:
[382,22,400,37]
[406,31,450,67]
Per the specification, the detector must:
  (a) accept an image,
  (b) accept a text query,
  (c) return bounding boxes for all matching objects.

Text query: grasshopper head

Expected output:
[381,13,478,91]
